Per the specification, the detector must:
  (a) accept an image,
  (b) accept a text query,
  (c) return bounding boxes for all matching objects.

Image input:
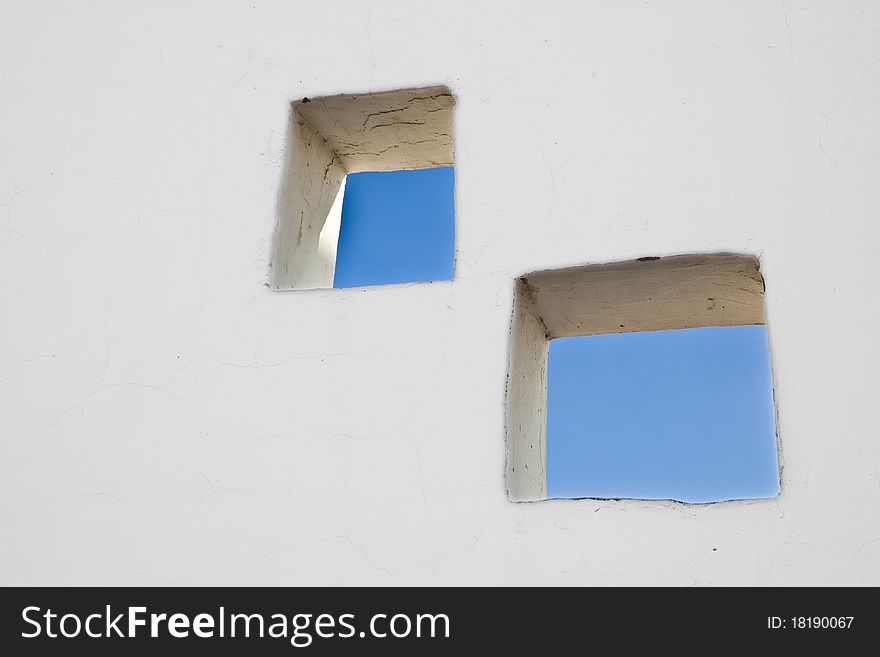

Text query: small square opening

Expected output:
[270,86,455,290]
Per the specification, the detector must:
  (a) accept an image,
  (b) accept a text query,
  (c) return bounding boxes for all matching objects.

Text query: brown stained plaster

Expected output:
[294,86,455,173]
[523,254,765,339]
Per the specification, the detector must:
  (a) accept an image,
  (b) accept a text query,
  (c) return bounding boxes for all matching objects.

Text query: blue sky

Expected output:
[546,325,780,503]
[333,166,455,288]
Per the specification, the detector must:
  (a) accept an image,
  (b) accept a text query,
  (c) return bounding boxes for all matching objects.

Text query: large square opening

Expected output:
[505,254,780,503]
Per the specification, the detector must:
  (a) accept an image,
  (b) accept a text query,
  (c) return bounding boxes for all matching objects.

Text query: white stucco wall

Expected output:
[1,1,878,585]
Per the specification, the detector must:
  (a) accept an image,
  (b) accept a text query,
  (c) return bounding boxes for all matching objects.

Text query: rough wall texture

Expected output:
[271,111,345,289]
[1,1,879,585]
[526,254,766,339]
[296,87,455,173]
[505,280,548,502]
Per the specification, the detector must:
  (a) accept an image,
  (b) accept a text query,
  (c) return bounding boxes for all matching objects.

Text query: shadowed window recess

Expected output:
[546,325,780,503]
[269,87,455,290]
[333,166,455,288]
[505,255,779,503]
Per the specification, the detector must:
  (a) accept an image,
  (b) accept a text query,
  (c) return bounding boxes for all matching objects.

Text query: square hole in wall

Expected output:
[270,86,455,290]
[505,254,781,503]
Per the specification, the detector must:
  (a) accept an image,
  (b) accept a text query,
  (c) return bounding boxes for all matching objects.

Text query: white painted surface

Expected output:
[1,1,878,585]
